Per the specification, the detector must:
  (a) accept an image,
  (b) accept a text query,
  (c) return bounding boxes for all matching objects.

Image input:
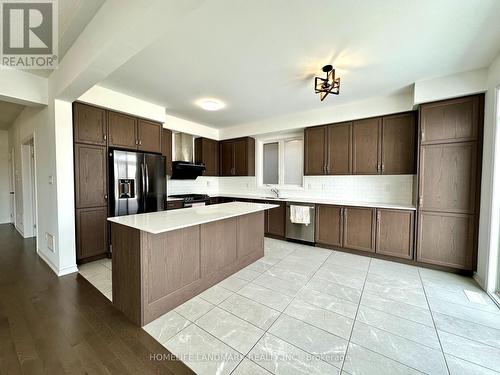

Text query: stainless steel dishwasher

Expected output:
[285,202,316,243]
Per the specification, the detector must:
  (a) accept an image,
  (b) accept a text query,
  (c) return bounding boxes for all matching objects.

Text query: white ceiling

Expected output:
[98,0,500,128]
[26,0,105,77]
[0,101,25,130]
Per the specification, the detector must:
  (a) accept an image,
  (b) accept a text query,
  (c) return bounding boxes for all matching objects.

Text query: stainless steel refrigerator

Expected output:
[109,150,166,217]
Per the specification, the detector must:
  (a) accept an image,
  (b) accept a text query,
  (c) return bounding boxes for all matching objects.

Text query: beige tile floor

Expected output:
[79,238,500,375]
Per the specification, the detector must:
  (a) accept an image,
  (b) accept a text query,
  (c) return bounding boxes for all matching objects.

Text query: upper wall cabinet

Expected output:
[219,137,255,176]
[381,112,416,174]
[137,119,162,153]
[304,111,417,176]
[352,117,381,174]
[107,111,163,153]
[161,128,172,176]
[108,111,137,150]
[73,103,107,146]
[304,125,327,175]
[195,137,219,176]
[420,95,480,144]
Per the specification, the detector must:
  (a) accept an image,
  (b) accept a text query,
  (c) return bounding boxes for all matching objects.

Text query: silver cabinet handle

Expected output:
[103,134,107,141]
[145,163,149,194]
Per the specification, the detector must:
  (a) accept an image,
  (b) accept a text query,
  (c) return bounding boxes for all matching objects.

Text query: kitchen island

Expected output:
[108,202,278,326]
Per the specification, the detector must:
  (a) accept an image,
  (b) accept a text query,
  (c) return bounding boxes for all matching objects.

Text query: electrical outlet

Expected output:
[46,233,55,252]
[48,175,54,185]
[307,183,312,189]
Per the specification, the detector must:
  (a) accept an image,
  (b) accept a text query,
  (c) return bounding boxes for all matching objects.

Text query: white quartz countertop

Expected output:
[108,202,278,234]
[214,194,416,211]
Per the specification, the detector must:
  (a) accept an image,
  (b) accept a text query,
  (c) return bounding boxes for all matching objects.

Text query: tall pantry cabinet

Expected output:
[416,95,483,271]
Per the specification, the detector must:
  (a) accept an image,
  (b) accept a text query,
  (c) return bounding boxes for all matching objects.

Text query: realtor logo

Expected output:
[0,0,58,69]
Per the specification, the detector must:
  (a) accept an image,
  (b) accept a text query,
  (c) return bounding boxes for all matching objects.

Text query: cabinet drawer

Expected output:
[166,201,184,210]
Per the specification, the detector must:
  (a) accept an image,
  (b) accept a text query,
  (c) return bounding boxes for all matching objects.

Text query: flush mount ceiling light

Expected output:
[314,65,341,101]
[197,98,225,111]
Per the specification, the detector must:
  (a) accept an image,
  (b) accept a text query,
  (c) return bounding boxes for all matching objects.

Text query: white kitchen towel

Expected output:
[290,205,310,225]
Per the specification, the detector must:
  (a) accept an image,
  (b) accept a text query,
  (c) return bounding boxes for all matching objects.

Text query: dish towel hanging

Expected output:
[290,205,310,225]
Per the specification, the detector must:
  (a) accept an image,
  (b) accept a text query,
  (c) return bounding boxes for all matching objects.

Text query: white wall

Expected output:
[8,104,67,274]
[219,92,415,139]
[0,131,10,223]
[476,53,500,292]
[414,68,488,104]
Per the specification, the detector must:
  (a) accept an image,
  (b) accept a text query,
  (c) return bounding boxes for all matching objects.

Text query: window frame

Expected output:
[259,135,304,189]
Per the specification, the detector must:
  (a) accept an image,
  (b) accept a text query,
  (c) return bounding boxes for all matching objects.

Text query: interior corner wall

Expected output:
[54,99,78,275]
[8,104,61,273]
[0,130,10,223]
[476,53,500,292]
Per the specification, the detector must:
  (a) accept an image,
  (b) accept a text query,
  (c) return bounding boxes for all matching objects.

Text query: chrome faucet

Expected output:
[270,187,281,199]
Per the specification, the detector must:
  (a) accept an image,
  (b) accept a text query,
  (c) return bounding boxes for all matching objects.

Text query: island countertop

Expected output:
[107,201,278,234]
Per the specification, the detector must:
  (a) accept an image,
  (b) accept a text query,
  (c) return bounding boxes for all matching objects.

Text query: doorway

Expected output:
[9,148,15,224]
[21,137,37,239]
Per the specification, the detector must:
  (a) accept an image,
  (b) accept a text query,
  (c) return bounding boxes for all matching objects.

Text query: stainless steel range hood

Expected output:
[171,133,205,179]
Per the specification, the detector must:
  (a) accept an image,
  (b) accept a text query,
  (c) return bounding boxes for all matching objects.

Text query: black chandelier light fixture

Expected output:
[314,65,341,101]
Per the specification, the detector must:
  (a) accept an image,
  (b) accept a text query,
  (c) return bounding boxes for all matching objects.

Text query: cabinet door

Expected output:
[161,128,172,176]
[195,138,219,176]
[376,209,414,259]
[304,126,327,175]
[74,144,107,208]
[417,211,475,270]
[76,207,108,261]
[233,139,248,176]
[343,207,376,252]
[108,111,137,149]
[73,103,107,145]
[381,113,416,174]
[352,118,381,174]
[419,142,477,214]
[266,201,285,237]
[420,95,480,145]
[315,204,343,247]
[220,141,234,176]
[327,122,352,175]
[137,120,162,153]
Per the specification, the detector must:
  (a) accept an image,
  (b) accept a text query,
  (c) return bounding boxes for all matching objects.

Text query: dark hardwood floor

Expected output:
[0,224,193,375]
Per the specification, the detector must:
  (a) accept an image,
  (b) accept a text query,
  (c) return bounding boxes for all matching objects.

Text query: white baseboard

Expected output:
[36,249,78,277]
[473,272,486,290]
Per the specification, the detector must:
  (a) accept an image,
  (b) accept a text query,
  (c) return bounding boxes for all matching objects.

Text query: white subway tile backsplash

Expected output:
[168,175,415,206]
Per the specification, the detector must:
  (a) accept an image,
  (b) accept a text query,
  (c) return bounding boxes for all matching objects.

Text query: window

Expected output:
[262,137,303,187]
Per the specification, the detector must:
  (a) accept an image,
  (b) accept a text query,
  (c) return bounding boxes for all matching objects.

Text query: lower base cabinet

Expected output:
[343,207,376,252]
[376,209,414,259]
[315,204,416,261]
[315,205,343,247]
[417,211,475,270]
[265,201,286,238]
[76,206,108,262]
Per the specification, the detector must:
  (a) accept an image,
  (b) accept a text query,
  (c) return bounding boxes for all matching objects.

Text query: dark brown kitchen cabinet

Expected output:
[352,117,381,174]
[381,112,416,174]
[304,126,327,175]
[74,143,107,208]
[375,209,414,259]
[73,102,107,146]
[304,122,352,175]
[416,95,483,271]
[265,201,286,238]
[161,128,172,176]
[419,142,477,214]
[315,204,343,247]
[166,200,183,210]
[327,122,352,175]
[76,207,108,261]
[137,119,162,153]
[417,211,475,269]
[195,137,219,176]
[343,206,376,252]
[420,95,480,145]
[108,111,137,150]
[219,137,255,176]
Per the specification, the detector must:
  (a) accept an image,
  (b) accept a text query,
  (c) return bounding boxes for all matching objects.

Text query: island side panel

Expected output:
[111,222,143,326]
[141,211,265,325]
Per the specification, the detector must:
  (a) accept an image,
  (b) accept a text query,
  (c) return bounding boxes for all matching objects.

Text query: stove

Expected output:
[168,194,210,207]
